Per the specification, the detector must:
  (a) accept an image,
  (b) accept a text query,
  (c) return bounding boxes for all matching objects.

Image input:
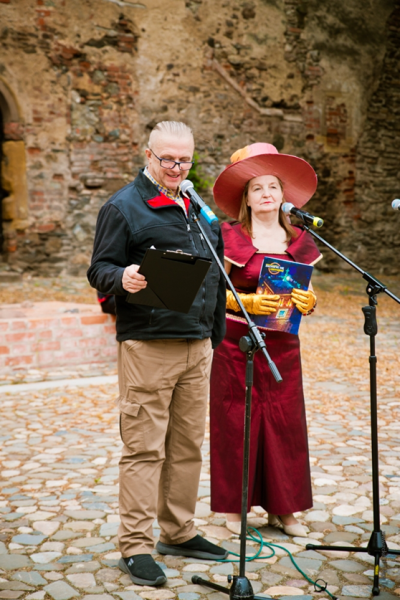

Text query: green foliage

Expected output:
[187,152,213,192]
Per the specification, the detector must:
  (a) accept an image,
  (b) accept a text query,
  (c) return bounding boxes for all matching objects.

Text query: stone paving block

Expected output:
[99,522,118,537]
[330,559,365,572]
[43,581,79,600]
[32,551,63,563]
[0,554,32,569]
[11,572,47,585]
[58,554,94,564]
[0,583,34,592]
[279,556,322,574]
[64,510,105,520]
[341,585,373,597]
[64,561,101,574]
[280,596,313,600]
[66,573,97,589]
[33,563,65,571]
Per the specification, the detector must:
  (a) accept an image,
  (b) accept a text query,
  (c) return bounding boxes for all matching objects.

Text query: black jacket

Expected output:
[87,170,226,348]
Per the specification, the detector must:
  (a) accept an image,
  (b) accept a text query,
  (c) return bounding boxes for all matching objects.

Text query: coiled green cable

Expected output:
[215,526,337,600]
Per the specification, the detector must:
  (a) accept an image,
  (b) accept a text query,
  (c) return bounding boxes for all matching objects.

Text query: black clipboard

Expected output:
[126,249,212,314]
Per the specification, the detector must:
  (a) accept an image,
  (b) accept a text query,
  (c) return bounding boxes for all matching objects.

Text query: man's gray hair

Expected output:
[148,121,194,148]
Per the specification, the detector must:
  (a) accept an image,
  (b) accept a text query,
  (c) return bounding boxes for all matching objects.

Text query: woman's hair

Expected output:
[238,177,298,240]
[148,121,193,147]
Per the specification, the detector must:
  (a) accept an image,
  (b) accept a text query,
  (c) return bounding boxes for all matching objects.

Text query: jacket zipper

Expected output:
[190,214,207,328]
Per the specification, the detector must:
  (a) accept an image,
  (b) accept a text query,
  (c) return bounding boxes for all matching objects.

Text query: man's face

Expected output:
[145,133,194,192]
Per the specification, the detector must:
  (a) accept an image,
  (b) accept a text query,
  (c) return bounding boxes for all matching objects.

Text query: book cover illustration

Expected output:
[253,257,313,335]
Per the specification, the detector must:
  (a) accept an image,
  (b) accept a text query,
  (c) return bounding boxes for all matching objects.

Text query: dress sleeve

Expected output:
[286,227,323,266]
[221,221,257,268]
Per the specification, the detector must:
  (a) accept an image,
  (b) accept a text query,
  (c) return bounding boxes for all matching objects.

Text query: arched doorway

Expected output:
[0,79,29,254]
[0,107,4,253]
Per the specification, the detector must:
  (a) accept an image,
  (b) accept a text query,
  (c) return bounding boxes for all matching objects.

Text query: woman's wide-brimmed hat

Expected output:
[213,143,317,219]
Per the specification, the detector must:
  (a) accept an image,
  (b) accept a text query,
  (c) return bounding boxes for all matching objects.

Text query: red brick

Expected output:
[6,332,35,343]
[101,346,118,357]
[60,317,80,327]
[104,325,117,334]
[83,348,106,359]
[81,315,107,325]
[36,351,57,365]
[82,324,108,338]
[60,328,83,339]
[38,330,53,340]
[28,318,60,330]
[11,321,27,331]
[0,322,9,332]
[0,346,10,355]
[32,340,60,352]
[5,356,33,367]
[78,337,107,349]
[56,350,84,360]
[11,344,32,356]
[36,223,56,233]
[60,338,80,350]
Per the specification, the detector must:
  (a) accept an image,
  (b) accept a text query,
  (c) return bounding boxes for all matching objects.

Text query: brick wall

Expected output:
[0,303,117,374]
[0,0,399,276]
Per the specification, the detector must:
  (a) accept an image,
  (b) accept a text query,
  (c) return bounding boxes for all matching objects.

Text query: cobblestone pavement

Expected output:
[1,274,400,600]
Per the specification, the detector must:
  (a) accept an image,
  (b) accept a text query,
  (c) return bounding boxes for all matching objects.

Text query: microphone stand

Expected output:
[295,218,400,596]
[188,203,282,600]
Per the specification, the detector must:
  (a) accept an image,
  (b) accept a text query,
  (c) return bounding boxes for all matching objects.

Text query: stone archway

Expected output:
[0,78,29,254]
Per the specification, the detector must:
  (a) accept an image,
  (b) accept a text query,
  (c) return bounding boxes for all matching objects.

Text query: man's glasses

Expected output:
[149,149,194,171]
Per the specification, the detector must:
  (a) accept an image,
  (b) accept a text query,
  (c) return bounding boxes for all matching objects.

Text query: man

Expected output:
[87,121,227,587]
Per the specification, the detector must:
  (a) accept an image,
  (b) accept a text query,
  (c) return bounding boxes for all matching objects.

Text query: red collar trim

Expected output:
[146,194,190,213]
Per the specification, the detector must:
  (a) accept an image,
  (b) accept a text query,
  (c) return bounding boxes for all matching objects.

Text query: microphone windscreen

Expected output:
[181,180,194,196]
[392,199,400,210]
[281,202,294,214]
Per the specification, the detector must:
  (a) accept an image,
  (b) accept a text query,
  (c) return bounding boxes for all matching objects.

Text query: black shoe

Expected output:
[156,534,229,560]
[118,555,167,586]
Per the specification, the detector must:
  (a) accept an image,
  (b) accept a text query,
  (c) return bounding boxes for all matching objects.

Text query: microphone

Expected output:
[282,202,324,228]
[180,180,219,224]
[392,199,400,210]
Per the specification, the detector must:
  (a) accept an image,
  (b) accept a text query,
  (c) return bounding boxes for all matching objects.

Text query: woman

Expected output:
[210,143,322,537]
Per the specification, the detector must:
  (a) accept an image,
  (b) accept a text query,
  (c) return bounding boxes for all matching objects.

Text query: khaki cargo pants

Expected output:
[117,337,212,557]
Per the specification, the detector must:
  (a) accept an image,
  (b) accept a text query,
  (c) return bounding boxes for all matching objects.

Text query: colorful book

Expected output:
[253,257,313,335]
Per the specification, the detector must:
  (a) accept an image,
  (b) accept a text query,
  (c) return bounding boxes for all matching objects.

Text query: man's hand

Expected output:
[122,264,147,293]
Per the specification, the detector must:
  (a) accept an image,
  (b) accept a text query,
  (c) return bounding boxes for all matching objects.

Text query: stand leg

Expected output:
[373,554,380,596]
[193,339,256,600]
[307,295,400,596]
[239,354,254,579]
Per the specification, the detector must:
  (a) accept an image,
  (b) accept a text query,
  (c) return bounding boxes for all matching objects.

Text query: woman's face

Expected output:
[246,175,283,217]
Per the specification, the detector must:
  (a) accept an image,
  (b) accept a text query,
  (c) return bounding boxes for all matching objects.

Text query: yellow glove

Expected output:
[226,290,280,315]
[291,289,317,315]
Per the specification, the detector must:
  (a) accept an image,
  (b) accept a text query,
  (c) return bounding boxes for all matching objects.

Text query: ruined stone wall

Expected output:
[0,0,399,276]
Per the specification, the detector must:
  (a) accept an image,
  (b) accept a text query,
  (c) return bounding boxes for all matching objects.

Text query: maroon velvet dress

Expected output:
[210,222,322,515]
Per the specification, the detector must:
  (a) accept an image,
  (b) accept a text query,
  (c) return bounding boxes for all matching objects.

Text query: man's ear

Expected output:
[145,148,151,161]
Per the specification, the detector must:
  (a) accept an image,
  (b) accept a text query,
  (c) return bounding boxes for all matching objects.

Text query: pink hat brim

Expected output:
[213,154,317,219]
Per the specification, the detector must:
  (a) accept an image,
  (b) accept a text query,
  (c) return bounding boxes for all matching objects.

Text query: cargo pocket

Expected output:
[118,398,143,452]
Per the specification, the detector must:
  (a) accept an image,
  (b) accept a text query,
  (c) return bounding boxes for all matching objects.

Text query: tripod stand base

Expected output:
[192,575,254,600]
[307,531,400,597]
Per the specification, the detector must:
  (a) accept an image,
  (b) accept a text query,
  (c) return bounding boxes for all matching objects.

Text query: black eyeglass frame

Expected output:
[149,148,194,171]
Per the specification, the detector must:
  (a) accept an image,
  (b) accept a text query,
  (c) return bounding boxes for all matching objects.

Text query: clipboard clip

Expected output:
[162,250,195,263]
